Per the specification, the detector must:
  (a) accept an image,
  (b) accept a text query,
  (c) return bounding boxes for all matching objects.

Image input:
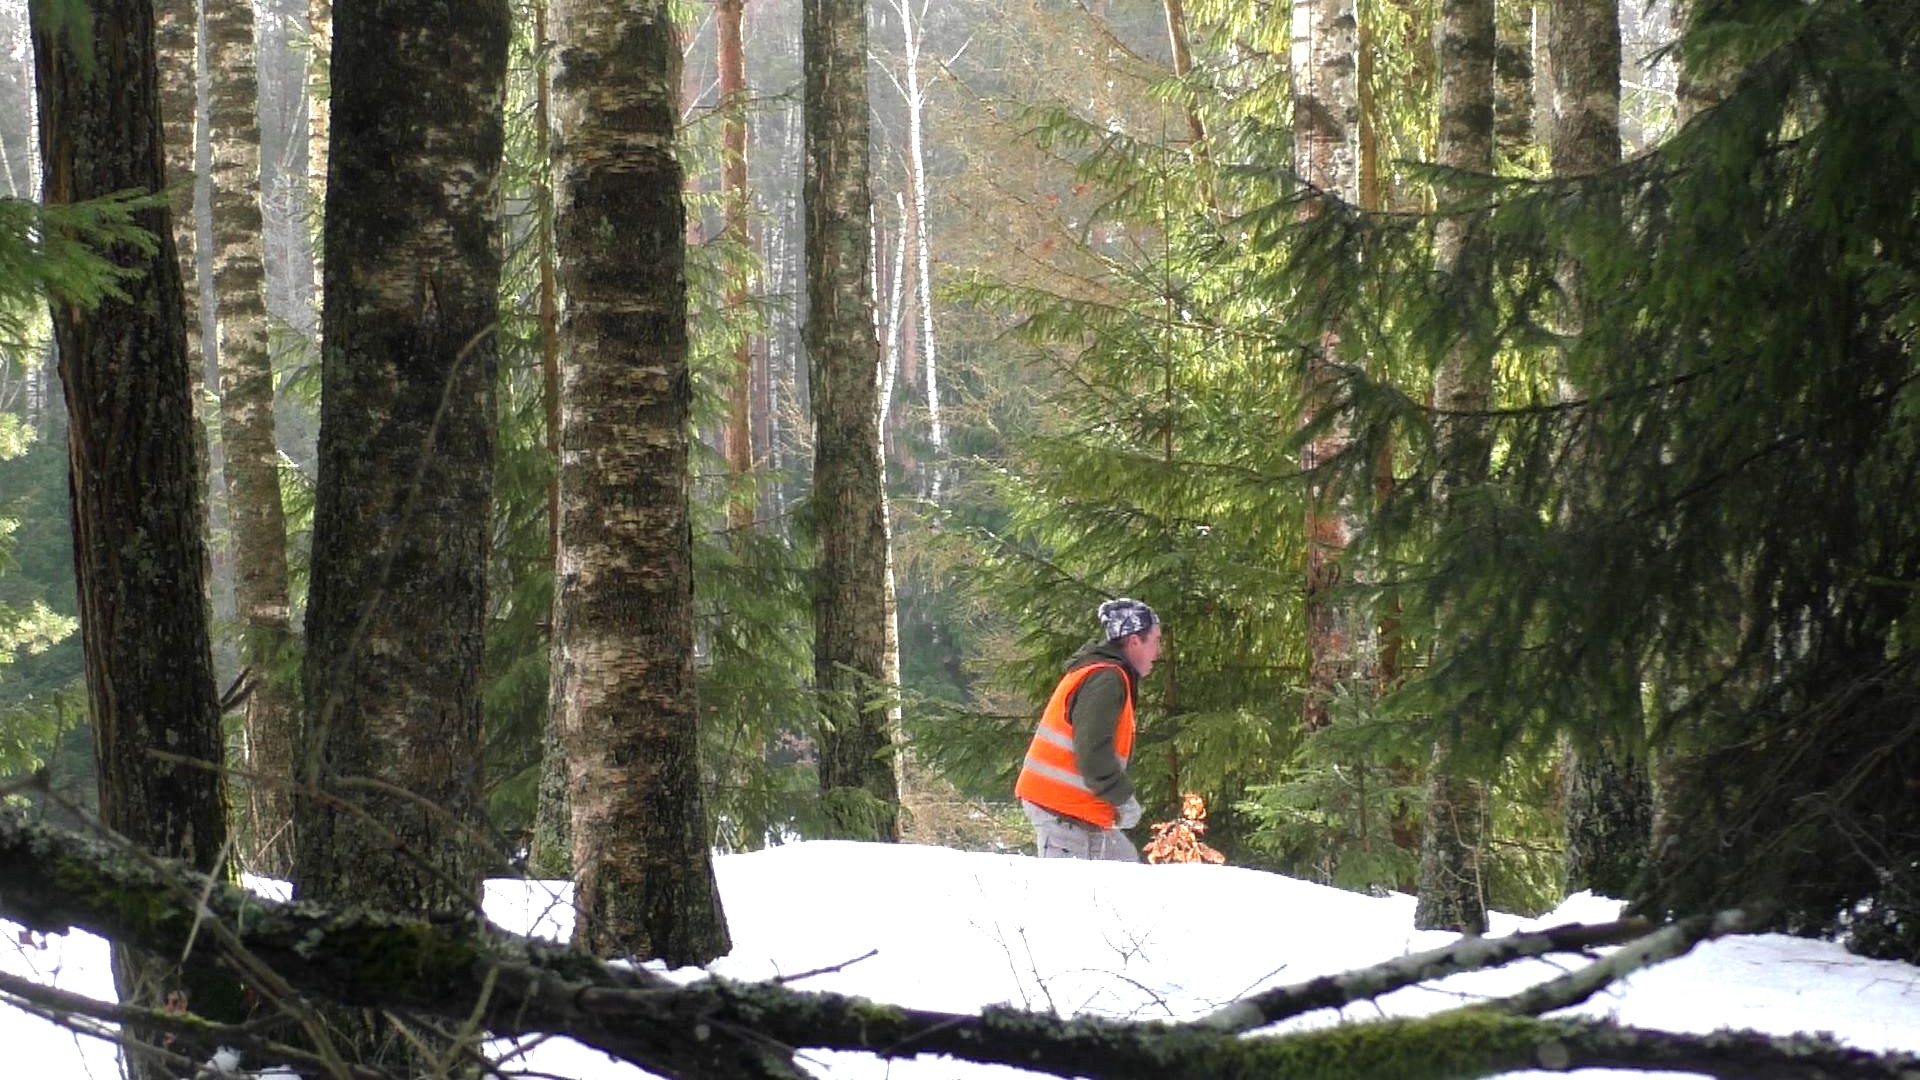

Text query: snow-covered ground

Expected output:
[7,839,1918,1078]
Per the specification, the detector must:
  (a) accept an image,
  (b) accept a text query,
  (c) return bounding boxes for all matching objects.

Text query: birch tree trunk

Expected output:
[207,0,299,878]
[1414,0,1496,936]
[295,0,507,956]
[549,0,731,966]
[30,1,242,1070]
[1550,0,1653,900]
[806,0,901,841]
[898,0,943,501]
[1291,0,1363,733]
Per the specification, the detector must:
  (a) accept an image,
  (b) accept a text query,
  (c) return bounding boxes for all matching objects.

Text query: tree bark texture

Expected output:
[805,0,901,840]
[1668,0,1733,128]
[1290,0,1364,733]
[1416,0,1496,937]
[208,0,299,879]
[528,0,572,879]
[1548,0,1652,897]
[29,0,242,1067]
[1415,747,1489,932]
[152,0,218,653]
[1493,0,1534,167]
[548,0,731,967]
[1547,0,1620,179]
[153,0,203,415]
[296,0,508,916]
[1564,739,1654,897]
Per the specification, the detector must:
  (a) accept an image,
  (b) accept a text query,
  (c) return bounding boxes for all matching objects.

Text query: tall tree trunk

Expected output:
[1646,0,1728,883]
[899,0,944,501]
[1549,0,1652,899]
[1291,0,1363,733]
[1669,0,1731,128]
[876,196,907,732]
[207,0,299,879]
[528,0,572,883]
[1413,0,1497,935]
[548,0,730,966]
[30,1,243,1072]
[306,0,330,320]
[294,1,508,1058]
[1493,0,1534,168]
[154,0,203,422]
[805,0,901,841]
[153,0,219,639]
[720,0,756,534]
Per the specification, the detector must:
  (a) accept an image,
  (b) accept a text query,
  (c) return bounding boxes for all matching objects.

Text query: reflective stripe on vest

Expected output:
[1013,661,1135,827]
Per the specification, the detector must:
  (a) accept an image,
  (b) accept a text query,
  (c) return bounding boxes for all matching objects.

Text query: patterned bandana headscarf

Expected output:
[1098,598,1158,643]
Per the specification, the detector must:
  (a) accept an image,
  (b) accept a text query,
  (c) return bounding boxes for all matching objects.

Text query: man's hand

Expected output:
[1115,796,1143,830]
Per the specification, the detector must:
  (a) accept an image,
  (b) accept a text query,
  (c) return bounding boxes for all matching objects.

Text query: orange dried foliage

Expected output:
[1143,793,1226,865]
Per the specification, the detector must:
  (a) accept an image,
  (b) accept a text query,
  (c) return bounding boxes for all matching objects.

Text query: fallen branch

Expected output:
[1477,905,1776,1017]
[1,806,1913,1080]
[1195,916,1652,1033]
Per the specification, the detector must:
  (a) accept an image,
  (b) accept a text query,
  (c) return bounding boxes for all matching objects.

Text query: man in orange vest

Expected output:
[1014,598,1162,861]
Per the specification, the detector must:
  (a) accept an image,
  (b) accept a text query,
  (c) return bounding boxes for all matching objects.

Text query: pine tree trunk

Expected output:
[1414,0,1496,935]
[30,1,243,1070]
[1548,0,1652,898]
[549,0,731,966]
[207,0,299,879]
[805,0,901,841]
[295,0,506,914]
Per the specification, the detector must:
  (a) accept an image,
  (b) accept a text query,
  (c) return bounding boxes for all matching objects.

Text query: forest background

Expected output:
[0,0,1914,1045]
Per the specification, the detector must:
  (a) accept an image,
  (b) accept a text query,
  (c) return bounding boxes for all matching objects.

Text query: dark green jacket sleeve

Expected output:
[1068,666,1135,806]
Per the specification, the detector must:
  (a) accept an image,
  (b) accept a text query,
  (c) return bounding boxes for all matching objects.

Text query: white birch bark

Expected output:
[898,0,943,503]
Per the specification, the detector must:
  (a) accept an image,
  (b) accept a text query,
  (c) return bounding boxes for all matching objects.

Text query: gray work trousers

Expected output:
[1022,800,1139,862]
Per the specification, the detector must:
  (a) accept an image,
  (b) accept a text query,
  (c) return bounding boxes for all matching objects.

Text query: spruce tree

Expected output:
[1271,0,1920,951]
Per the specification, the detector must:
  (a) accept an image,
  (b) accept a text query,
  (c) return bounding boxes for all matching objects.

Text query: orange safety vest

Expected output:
[1014,661,1135,827]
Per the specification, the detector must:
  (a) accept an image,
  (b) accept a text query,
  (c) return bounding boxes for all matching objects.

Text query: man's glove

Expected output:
[1115,796,1144,830]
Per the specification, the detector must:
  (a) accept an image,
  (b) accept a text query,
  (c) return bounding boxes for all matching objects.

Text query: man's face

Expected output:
[1122,623,1163,678]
